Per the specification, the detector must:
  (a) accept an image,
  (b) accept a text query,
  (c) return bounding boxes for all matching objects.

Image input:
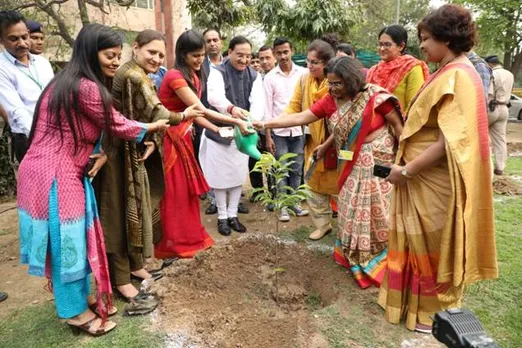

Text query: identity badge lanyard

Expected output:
[3,52,43,90]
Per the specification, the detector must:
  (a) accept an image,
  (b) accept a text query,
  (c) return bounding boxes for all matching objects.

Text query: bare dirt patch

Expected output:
[493,176,522,195]
[152,236,441,348]
[153,236,342,348]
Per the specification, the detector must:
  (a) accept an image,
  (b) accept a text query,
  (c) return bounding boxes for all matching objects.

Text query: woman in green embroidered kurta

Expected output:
[94,30,202,311]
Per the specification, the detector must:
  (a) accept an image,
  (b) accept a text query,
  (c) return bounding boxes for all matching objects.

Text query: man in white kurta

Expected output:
[200,35,264,236]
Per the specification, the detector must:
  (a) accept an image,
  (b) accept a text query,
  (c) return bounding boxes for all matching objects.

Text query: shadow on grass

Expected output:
[0,299,165,348]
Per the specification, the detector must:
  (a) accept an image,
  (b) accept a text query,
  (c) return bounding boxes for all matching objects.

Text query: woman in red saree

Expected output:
[254,57,404,288]
[155,30,250,258]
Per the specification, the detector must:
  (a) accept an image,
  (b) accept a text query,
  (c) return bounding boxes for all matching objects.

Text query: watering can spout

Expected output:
[234,125,262,160]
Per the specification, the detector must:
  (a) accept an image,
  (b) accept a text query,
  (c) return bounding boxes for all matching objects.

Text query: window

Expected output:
[134,0,153,10]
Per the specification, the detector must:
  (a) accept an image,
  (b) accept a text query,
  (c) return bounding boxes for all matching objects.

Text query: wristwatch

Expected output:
[401,167,414,179]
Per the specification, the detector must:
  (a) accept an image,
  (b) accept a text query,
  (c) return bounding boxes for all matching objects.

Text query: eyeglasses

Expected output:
[327,81,343,88]
[306,58,323,66]
[378,42,394,49]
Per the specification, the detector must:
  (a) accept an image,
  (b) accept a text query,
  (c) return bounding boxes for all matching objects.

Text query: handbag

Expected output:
[322,118,337,170]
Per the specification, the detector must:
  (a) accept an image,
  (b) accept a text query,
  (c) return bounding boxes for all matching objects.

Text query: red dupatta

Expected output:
[164,121,209,196]
[367,54,429,95]
[160,69,209,196]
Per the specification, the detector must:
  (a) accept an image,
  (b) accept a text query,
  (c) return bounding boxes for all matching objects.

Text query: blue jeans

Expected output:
[273,134,305,194]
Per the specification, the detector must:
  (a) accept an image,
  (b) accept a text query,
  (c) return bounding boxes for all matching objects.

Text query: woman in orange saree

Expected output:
[380,4,498,333]
[155,30,250,258]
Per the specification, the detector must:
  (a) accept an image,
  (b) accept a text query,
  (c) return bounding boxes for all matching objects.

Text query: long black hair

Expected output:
[174,29,206,93]
[29,23,122,152]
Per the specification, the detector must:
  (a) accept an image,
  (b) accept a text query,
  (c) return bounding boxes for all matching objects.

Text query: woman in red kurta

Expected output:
[155,30,249,258]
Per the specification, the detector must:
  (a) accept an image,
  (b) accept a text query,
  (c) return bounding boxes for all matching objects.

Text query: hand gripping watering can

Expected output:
[233,111,262,161]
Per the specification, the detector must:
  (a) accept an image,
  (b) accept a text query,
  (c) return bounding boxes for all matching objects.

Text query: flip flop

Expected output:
[0,292,7,302]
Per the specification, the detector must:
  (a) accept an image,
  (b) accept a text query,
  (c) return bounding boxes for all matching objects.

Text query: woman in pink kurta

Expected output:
[17,24,167,336]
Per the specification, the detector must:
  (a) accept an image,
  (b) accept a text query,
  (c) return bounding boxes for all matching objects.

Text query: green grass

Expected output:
[0,299,165,348]
[463,196,522,348]
[505,156,522,176]
[280,221,338,246]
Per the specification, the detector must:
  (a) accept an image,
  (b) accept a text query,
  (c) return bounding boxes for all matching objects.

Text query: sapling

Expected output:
[251,153,311,302]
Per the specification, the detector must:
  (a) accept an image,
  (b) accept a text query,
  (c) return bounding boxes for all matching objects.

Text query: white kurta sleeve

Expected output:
[207,67,233,115]
[248,73,265,121]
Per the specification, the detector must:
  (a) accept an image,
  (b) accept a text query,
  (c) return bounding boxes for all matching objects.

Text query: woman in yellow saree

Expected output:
[380,4,498,333]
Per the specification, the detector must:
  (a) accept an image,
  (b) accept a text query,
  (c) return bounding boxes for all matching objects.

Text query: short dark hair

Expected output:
[134,29,165,47]
[379,25,408,54]
[0,10,25,37]
[251,52,258,59]
[485,55,501,65]
[307,39,335,63]
[258,45,272,53]
[273,37,292,49]
[337,43,356,57]
[324,57,365,98]
[417,4,476,55]
[228,35,251,51]
[203,28,221,39]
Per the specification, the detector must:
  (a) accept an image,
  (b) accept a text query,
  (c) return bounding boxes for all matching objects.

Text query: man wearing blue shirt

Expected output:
[0,11,54,162]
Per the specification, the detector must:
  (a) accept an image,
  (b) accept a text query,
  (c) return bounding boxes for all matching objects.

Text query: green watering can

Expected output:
[234,111,262,161]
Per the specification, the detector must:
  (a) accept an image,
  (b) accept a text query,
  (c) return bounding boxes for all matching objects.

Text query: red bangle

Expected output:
[227,105,236,114]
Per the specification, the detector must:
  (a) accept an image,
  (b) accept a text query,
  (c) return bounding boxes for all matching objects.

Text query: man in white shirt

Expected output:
[485,55,515,175]
[0,11,54,162]
[263,37,308,222]
[201,35,264,236]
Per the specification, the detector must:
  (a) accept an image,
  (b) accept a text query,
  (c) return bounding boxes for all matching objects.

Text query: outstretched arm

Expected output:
[254,109,318,130]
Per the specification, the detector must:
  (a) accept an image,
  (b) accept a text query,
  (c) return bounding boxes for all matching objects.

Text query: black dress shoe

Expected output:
[228,217,246,233]
[217,219,231,236]
[205,203,217,215]
[237,202,249,214]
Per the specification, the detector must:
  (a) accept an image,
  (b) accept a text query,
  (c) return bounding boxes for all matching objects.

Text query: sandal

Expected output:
[130,270,164,282]
[415,323,433,334]
[117,288,159,316]
[67,315,117,336]
[88,302,118,317]
[115,288,155,303]
[123,298,158,316]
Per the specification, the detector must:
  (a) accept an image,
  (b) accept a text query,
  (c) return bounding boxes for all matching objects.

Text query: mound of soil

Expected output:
[507,142,522,156]
[152,236,353,348]
[493,176,522,195]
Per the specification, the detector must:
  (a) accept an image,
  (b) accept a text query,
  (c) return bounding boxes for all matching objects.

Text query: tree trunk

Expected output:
[511,52,522,81]
[35,1,75,47]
